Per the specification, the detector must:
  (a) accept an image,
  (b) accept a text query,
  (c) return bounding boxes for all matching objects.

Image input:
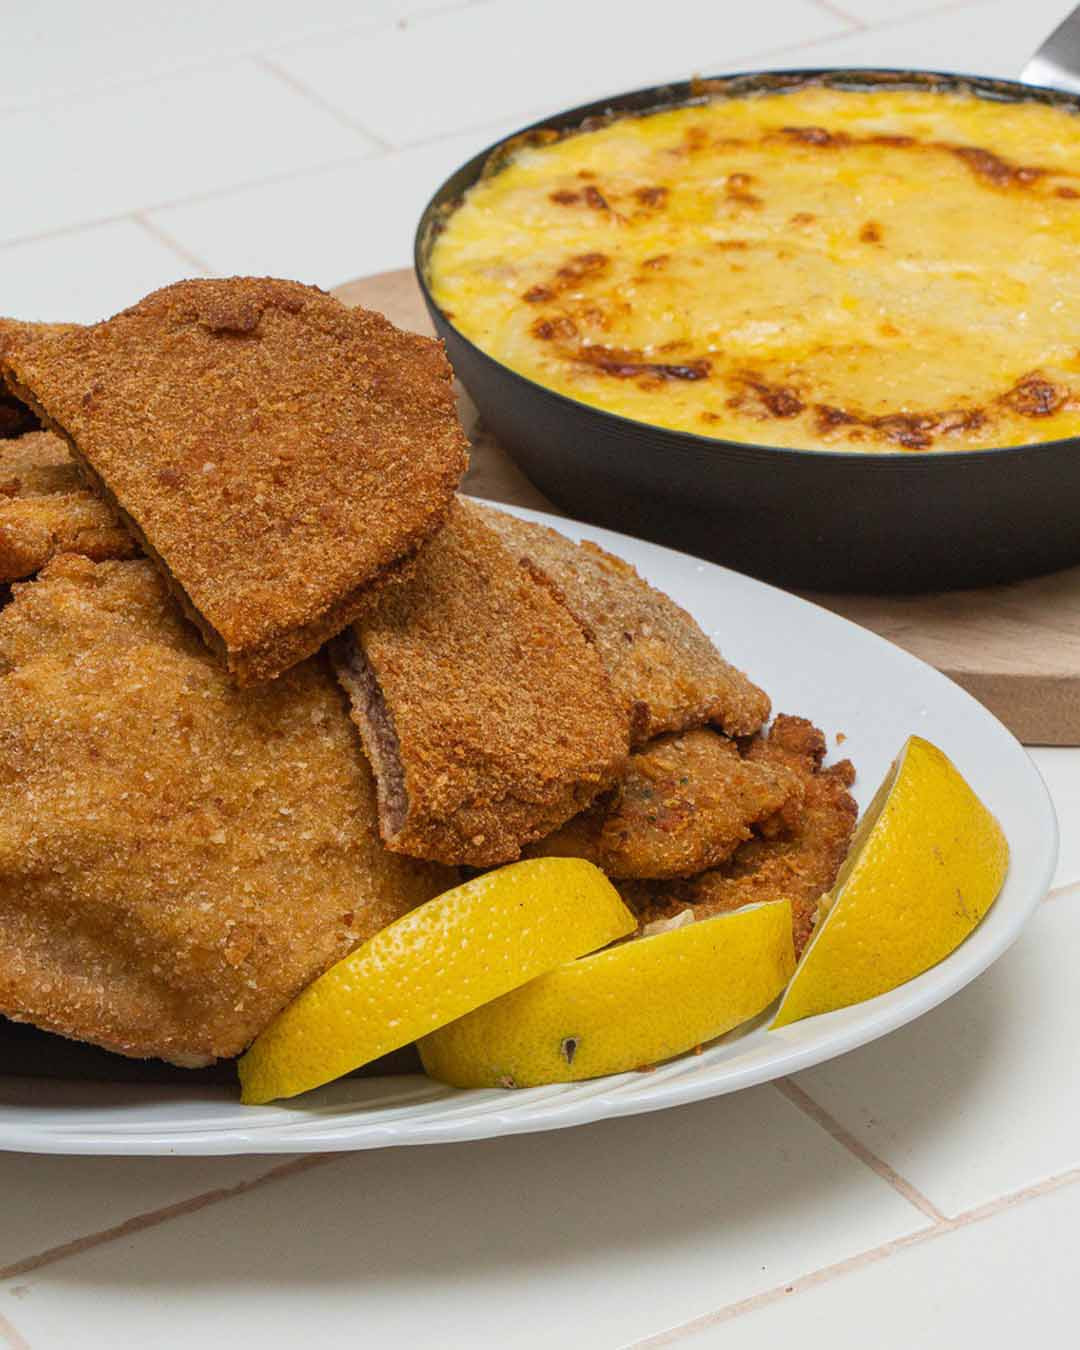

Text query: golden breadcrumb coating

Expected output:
[0,430,136,581]
[2,279,469,684]
[333,497,629,867]
[622,715,856,955]
[528,726,802,879]
[0,556,455,1064]
[476,505,770,743]
[0,319,79,438]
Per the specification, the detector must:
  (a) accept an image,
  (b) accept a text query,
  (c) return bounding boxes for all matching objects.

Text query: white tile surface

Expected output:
[0,220,203,324]
[270,0,845,148]
[151,124,518,288]
[763,0,1078,75]
[0,63,377,247]
[1029,748,1080,890]
[0,1,468,114]
[669,1178,1080,1348]
[0,1089,926,1350]
[792,897,1080,1217]
[0,1150,296,1273]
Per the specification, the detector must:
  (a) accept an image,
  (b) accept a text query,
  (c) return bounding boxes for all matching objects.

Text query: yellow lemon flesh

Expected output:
[419,898,794,1089]
[239,858,635,1104]
[772,735,1009,1029]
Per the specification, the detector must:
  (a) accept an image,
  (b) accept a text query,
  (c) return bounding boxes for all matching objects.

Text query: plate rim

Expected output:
[0,503,1059,1154]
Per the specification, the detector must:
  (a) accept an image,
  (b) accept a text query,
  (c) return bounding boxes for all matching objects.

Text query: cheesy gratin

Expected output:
[427,85,1080,452]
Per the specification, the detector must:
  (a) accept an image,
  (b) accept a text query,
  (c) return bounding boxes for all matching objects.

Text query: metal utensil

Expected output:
[1022,3,1080,91]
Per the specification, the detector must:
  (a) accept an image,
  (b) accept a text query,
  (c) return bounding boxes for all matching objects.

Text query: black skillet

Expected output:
[415,67,1080,593]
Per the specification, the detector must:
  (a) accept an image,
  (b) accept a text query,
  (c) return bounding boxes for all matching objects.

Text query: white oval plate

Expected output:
[0,505,1058,1155]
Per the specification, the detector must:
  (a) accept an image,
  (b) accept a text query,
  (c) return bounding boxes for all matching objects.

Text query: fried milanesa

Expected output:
[0,556,454,1064]
[1,279,469,685]
[477,505,769,744]
[333,498,629,868]
[624,716,857,956]
[1,430,137,581]
[528,727,802,879]
[0,319,79,437]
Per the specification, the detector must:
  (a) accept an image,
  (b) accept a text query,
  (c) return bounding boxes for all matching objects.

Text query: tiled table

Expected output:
[2,2,1076,1345]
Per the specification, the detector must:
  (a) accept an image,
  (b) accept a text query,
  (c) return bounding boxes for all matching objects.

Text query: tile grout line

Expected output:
[0,85,526,255]
[254,56,392,152]
[0,1311,30,1350]
[1044,877,1080,902]
[628,1163,1080,1348]
[0,149,385,253]
[0,1152,343,1284]
[811,0,865,30]
[630,1229,936,1348]
[130,213,215,275]
[772,1078,947,1222]
[765,0,998,63]
[0,1,480,122]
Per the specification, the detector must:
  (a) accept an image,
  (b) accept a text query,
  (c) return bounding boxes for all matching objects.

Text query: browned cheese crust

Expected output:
[527,726,802,879]
[0,430,137,581]
[0,556,455,1064]
[622,715,857,956]
[333,497,629,867]
[0,319,80,438]
[1,279,469,684]
[476,504,770,744]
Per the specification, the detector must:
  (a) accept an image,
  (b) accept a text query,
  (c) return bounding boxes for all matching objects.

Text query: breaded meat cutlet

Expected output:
[0,556,455,1065]
[0,430,137,581]
[332,497,629,868]
[476,505,770,744]
[527,727,803,879]
[2,278,469,685]
[623,715,857,956]
[0,319,79,437]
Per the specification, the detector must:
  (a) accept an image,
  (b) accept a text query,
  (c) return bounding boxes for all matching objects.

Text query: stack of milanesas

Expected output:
[0,278,855,1074]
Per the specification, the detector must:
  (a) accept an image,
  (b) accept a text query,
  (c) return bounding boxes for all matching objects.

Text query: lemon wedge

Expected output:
[419,898,794,1089]
[239,858,634,1104]
[772,735,1009,1029]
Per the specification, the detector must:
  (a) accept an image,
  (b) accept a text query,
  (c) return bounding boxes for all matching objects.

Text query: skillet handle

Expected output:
[1021,3,1080,92]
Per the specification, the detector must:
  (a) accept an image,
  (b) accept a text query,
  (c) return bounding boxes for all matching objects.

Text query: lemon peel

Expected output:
[239,857,634,1104]
[772,735,1009,1028]
[419,898,794,1088]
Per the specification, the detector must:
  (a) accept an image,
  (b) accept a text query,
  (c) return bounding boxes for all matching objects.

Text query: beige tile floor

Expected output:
[2,1,1078,1345]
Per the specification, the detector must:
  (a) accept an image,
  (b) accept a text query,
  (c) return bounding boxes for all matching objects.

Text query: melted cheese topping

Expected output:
[428,86,1080,452]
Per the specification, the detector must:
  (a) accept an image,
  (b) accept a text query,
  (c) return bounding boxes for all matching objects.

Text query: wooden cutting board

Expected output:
[334,269,1080,747]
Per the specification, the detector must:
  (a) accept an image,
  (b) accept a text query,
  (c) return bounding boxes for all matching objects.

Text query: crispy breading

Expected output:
[0,319,80,438]
[476,505,770,743]
[622,715,857,955]
[0,430,137,581]
[0,556,455,1065]
[527,726,803,879]
[2,279,469,684]
[333,497,629,867]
